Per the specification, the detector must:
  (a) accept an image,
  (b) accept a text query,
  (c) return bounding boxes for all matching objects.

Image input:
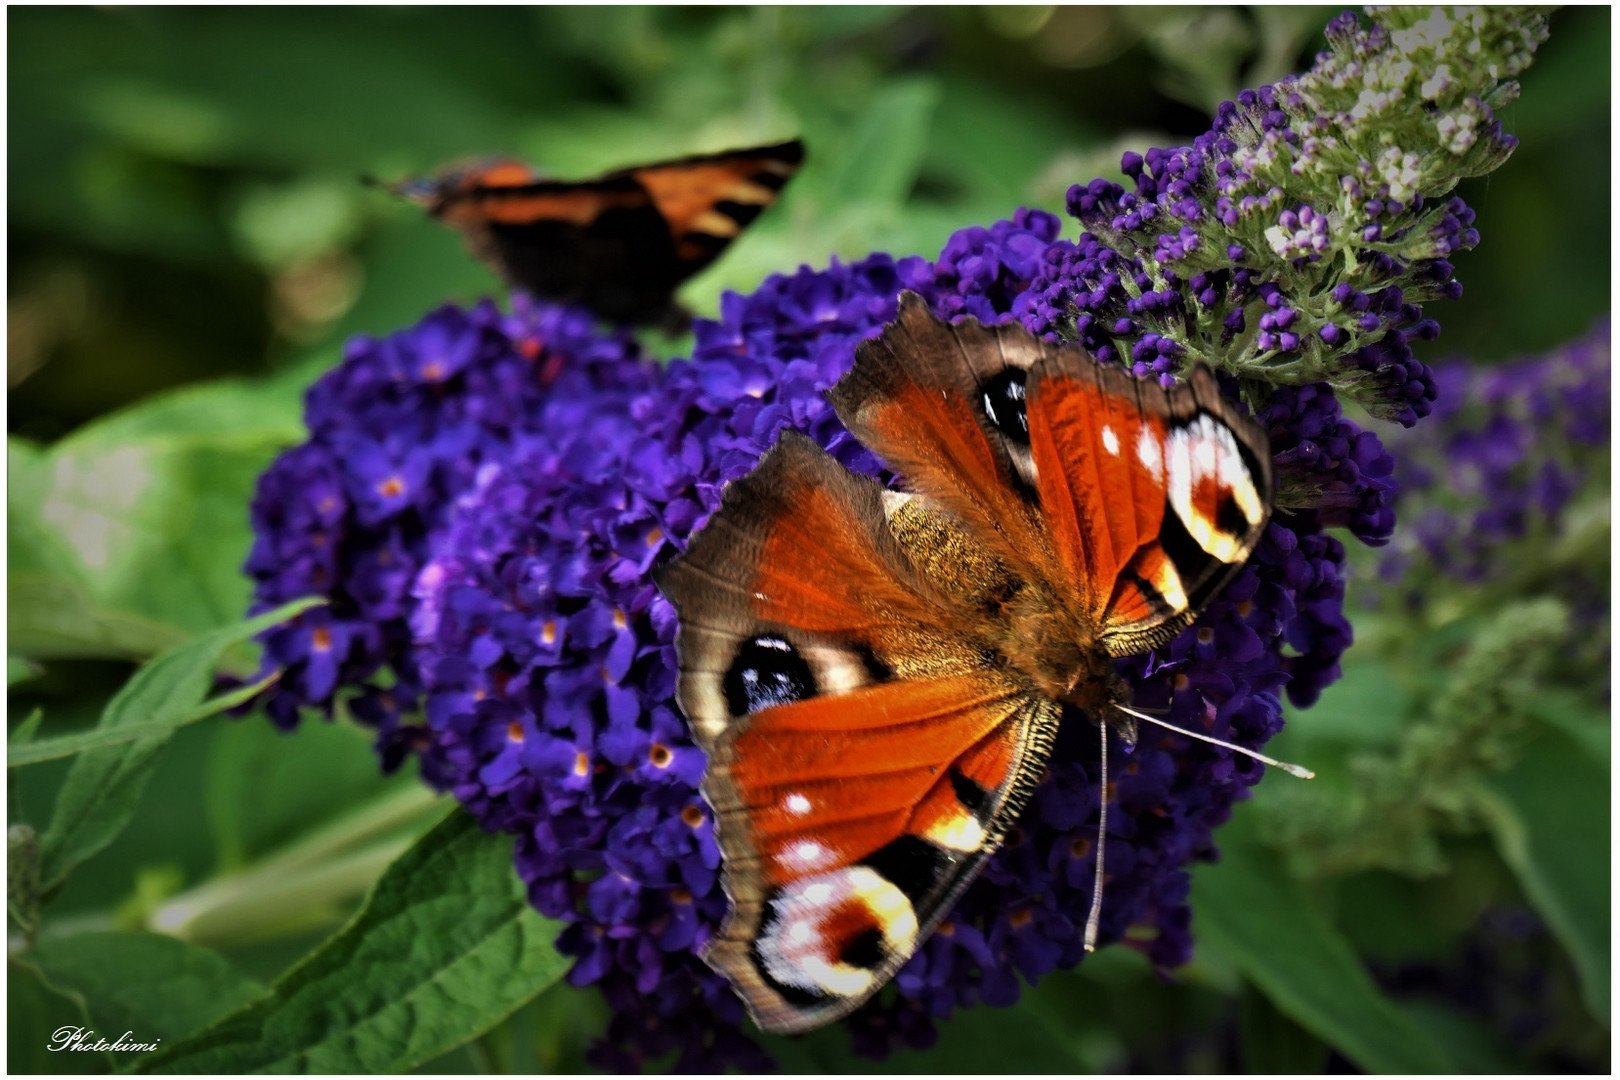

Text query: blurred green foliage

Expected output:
[8,6,1610,1074]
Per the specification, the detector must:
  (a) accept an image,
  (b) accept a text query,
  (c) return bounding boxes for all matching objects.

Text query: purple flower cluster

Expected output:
[1379,319,1610,590]
[1024,98,1447,430]
[1011,6,1549,432]
[244,298,649,768]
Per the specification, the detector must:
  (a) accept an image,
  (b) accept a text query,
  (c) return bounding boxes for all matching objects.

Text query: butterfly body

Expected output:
[658,293,1272,1033]
[382,140,805,325]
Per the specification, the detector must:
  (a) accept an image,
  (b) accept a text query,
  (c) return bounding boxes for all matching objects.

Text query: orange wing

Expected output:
[630,141,804,264]
[1026,358,1272,653]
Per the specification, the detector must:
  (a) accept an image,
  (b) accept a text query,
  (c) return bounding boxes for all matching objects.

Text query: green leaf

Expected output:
[9,672,277,768]
[25,931,265,1044]
[8,372,310,661]
[12,708,45,745]
[1282,656,1410,746]
[9,656,43,686]
[1240,981,1328,1073]
[9,824,42,939]
[822,76,942,209]
[1526,690,1610,766]
[8,959,101,1075]
[1477,726,1610,1022]
[37,598,321,891]
[134,811,568,1074]
[1192,817,1451,1073]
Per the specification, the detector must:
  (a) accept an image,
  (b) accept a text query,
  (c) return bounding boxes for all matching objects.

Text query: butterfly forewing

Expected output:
[1026,358,1272,653]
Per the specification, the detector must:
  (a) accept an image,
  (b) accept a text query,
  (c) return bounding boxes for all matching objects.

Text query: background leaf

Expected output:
[1191,814,1452,1073]
[133,811,568,1074]
[9,673,275,768]
[36,599,319,891]
[1478,725,1611,1022]
[24,931,264,1045]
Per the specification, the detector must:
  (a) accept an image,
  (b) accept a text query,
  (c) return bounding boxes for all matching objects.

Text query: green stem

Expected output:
[147,785,445,947]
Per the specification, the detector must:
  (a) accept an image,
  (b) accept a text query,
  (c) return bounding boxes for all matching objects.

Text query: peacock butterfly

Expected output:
[657,292,1307,1034]
[377,139,804,326]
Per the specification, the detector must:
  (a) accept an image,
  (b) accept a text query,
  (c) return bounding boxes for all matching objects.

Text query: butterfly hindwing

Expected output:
[658,432,1058,1033]
[386,140,804,325]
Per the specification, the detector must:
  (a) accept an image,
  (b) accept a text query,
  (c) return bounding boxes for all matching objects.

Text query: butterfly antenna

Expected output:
[1083,726,1108,953]
[1112,704,1316,780]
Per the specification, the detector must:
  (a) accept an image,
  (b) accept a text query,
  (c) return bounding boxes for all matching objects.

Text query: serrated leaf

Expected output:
[37,598,321,891]
[134,811,567,1074]
[25,931,265,1045]
[1477,726,1610,1022]
[10,672,277,768]
[1191,817,1451,1073]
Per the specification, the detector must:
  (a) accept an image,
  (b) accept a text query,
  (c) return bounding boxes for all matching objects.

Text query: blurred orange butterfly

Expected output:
[377,140,804,326]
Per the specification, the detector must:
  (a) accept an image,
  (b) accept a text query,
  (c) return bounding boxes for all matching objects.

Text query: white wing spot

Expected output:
[784,793,812,815]
[1136,428,1163,480]
[1101,425,1120,456]
[780,840,832,873]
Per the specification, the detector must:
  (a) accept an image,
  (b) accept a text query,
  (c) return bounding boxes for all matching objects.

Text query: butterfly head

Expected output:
[377,159,544,213]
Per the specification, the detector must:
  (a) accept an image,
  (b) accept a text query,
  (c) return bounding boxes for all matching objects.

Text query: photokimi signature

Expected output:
[48,1027,161,1053]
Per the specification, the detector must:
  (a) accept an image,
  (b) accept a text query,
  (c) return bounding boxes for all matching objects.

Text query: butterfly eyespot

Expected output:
[1216,494,1252,537]
[980,369,1030,445]
[839,927,886,968]
[725,635,815,716]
